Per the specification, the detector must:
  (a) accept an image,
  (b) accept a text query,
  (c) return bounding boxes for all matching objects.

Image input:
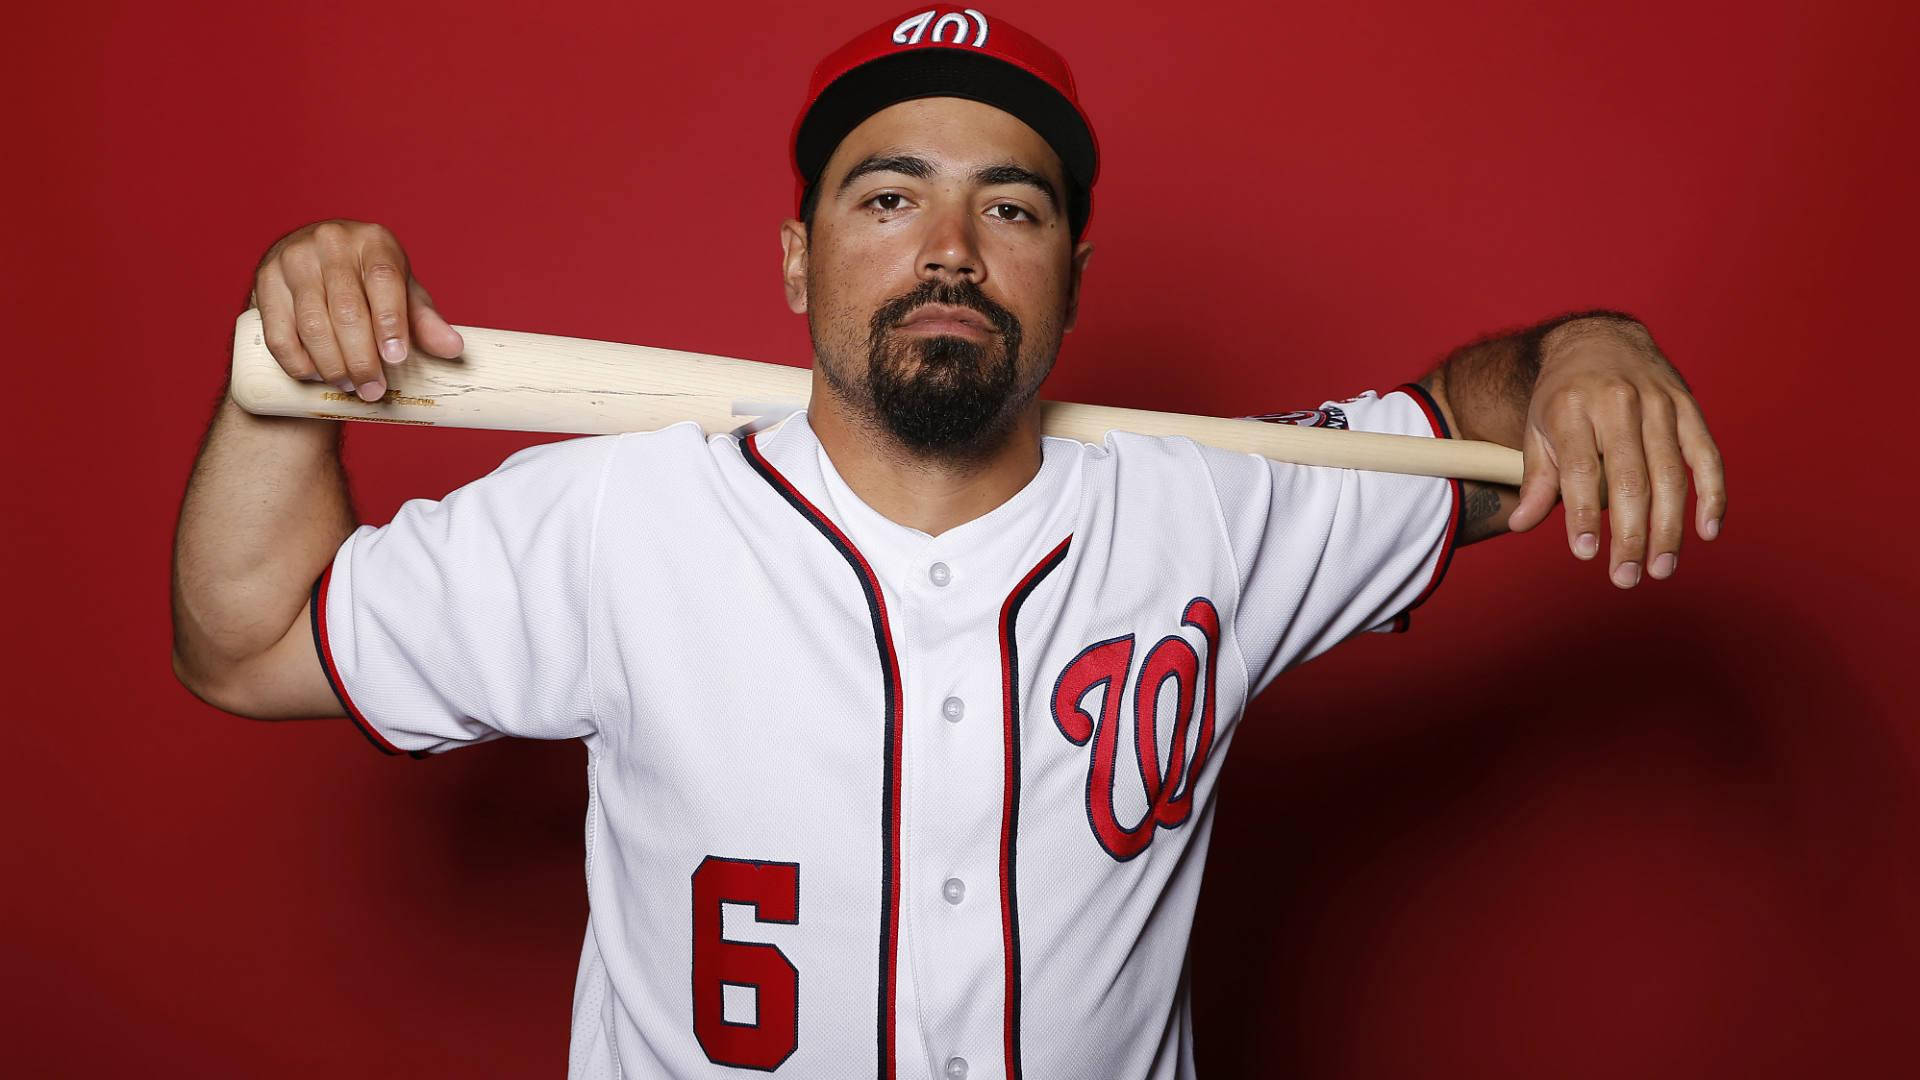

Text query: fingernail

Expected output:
[1574,533,1598,559]
[1650,553,1676,579]
[357,380,386,402]
[1612,561,1641,589]
[381,338,407,363]
[1704,517,1721,541]
[332,379,355,394]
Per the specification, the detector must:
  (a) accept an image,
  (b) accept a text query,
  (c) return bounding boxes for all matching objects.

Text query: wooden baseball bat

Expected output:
[228,309,1523,485]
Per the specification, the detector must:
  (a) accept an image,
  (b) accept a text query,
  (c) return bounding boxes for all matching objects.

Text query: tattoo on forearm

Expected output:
[1457,482,1507,545]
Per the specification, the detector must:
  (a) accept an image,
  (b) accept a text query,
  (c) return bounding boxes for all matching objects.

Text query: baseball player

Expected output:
[171,7,1726,1079]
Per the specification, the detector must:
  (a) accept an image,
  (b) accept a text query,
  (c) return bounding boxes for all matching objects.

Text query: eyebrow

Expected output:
[836,152,1059,208]
[973,163,1059,208]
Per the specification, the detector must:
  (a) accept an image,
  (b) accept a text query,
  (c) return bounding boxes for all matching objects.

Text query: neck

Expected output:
[805,367,1044,536]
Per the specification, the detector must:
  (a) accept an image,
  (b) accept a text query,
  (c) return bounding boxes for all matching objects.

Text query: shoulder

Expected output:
[499,421,726,480]
[1071,427,1264,490]
[1065,430,1241,531]
[467,424,722,513]
[494,430,627,474]
[1068,429,1206,471]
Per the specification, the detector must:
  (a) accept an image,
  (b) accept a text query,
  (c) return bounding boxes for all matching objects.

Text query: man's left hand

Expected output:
[1507,317,1727,588]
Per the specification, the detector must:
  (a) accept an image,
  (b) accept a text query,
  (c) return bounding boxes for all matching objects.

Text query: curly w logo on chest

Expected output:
[1049,597,1224,861]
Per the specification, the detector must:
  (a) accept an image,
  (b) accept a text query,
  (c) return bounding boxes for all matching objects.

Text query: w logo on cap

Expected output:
[794,6,1097,231]
[892,8,990,48]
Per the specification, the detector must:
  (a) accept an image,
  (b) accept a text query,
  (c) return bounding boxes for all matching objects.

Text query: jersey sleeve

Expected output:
[311,433,619,757]
[1201,385,1462,701]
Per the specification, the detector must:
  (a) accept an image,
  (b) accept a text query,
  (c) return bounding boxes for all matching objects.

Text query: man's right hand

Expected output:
[249,219,466,402]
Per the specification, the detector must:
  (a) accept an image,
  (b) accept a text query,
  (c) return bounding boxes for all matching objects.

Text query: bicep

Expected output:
[205,594,346,721]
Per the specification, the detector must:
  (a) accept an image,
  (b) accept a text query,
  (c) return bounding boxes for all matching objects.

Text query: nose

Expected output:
[914,200,984,286]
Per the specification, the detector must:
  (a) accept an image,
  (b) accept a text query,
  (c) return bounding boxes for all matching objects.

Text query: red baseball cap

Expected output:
[791,7,1101,237]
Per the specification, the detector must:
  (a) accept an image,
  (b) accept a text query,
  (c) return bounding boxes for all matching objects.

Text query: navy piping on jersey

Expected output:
[741,431,904,1080]
[997,536,1072,1079]
[1391,383,1466,631]
[310,566,430,759]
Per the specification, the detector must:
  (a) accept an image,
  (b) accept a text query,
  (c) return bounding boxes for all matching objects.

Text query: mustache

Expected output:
[867,279,1018,341]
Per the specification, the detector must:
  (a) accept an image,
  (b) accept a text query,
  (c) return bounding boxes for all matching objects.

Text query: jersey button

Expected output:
[944,1056,969,1079]
[941,696,965,723]
[942,877,966,905]
[928,561,952,587]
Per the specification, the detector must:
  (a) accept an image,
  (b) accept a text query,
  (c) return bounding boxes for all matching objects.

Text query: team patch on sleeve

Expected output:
[1237,406,1349,430]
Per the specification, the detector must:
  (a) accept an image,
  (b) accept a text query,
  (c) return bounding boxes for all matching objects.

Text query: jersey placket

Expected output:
[808,425,1082,1080]
[889,544,1019,1080]
[814,448,1036,1080]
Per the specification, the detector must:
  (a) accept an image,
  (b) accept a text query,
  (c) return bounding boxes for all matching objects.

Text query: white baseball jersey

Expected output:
[310,385,1460,1080]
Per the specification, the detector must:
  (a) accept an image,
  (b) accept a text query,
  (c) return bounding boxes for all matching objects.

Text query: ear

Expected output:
[779,218,810,314]
[1062,240,1094,333]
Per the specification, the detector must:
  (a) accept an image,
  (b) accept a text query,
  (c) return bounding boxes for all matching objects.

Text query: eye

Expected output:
[988,202,1034,223]
[864,192,908,212]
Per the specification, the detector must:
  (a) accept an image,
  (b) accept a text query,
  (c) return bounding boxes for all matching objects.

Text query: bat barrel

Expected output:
[229,308,812,436]
[230,309,1524,485]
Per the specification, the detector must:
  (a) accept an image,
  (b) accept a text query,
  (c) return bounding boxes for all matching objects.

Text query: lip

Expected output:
[896,304,995,338]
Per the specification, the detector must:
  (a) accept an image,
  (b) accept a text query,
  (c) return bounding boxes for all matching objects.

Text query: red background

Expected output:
[10,0,1916,1075]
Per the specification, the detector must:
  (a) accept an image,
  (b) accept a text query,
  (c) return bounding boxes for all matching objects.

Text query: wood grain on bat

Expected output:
[230,309,1523,485]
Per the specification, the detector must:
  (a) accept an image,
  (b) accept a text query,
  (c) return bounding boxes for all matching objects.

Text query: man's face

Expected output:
[781,96,1092,461]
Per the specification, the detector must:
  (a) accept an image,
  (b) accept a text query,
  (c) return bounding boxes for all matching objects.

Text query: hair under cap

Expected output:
[790,7,1100,236]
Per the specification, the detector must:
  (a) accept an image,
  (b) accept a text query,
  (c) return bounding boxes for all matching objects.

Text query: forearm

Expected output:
[170,389,356,688]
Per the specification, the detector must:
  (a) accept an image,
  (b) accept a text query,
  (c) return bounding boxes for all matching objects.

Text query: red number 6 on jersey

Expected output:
[691,856,800,1070]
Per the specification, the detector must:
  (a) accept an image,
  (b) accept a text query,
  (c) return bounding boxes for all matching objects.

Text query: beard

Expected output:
[820,278,1037,461]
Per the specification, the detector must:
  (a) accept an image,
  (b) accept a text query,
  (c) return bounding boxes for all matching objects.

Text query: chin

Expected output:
[890,331,993,369]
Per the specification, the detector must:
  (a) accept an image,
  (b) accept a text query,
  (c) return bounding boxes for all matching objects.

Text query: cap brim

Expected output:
[794,49,1098,193]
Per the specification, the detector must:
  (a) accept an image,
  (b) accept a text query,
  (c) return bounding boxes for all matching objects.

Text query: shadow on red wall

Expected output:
[1196,586,1914,1077]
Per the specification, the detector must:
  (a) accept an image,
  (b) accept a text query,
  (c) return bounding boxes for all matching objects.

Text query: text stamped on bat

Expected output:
[319,390,438,407]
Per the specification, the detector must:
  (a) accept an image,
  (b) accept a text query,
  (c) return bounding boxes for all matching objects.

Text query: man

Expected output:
[171,7,1725,1078]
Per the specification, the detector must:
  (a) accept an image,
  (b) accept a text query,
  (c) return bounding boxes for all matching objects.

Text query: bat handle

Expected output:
[1037,402,1525,485]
